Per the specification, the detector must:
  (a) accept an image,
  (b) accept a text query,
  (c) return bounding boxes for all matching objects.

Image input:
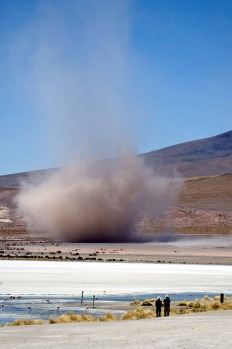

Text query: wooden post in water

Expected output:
[93,295,96,308]
[81,291,84,305]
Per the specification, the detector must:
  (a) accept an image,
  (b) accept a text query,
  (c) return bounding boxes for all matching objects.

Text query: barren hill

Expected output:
[143,173,232,235]
[141,130,232,177]
[1,130,232,186]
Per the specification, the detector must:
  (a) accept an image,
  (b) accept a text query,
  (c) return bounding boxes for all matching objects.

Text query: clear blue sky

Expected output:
[0,0,232,175]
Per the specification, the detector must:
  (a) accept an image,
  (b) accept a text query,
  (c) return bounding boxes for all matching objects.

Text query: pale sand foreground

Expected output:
[1,311,231,349]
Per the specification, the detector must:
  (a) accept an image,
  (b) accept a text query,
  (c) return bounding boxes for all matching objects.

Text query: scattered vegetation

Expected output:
[7,319,45,326]
[98,313,117,322]
[121,308,155,320]
[130,299,141,306]
[141,298,155,306]
[130,298,155,306]
[4,296,232,327]
[49,312,97,324]
[174,296,232,315]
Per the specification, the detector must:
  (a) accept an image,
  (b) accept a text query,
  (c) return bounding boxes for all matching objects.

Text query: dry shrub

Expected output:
[141,299,154,306]
[170,307,179,315]
[130,299,141,306]
[192,305,207,313]
[8,319,45,326]
[174,296,232,315]
[211,302,220,310]
[49,312,96,324]
[204,295,210,300]
[179,307,186,315]
[192,300,201,309]
[187,302,194,308]
[121,307,155,320]
[99,313,117,322]
[222,302,232,310]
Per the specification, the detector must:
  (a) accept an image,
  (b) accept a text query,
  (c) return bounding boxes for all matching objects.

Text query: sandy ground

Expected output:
[0,174,232,268]
[1,234,232,265]
[1,310,231,349]
[1,175,232,347]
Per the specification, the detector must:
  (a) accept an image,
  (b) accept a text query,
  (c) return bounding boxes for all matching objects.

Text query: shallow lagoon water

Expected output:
[0,260,231,324]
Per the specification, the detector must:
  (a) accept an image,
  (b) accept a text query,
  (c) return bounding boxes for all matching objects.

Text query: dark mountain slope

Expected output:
[0,130,232,186]
[141,130,232,177]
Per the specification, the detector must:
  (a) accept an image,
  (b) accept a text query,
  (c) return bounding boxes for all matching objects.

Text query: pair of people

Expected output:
[155,295,170,317]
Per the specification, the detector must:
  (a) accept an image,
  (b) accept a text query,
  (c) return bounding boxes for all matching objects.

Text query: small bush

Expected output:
[99,313,116,322]
[204,295,210,300]
[173,296,232,315]
[222,302,232,310]
[49,312,96,324]
[8,319,45,326]
[192,301,201,309]
[179,308,186,315]
[177,301,188,306]
[130,299,141,306]
[121,307,155,320]
[187,302,194,308]
[211,302,220,310]
[141,299,154,306]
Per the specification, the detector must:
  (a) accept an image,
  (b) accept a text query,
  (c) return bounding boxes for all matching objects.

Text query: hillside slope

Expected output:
[141,173,232,235]
[0,130,232,186]
[141,130,232,177]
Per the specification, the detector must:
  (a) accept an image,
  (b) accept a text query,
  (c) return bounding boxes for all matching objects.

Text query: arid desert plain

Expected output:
[1,132,232,348]
[1,177,232,349]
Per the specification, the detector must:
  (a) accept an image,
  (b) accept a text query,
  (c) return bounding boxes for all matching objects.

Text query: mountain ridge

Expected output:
[141,130,232,177]
[1,130,232,186]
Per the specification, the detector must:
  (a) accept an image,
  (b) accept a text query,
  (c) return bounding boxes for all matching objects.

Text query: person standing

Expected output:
[163,295,171,316]
[155,296,163,317]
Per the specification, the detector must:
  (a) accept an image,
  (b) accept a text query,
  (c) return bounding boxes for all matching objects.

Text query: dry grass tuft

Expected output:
[130,299,141,306]
[7,319,45,326]
[49,312,118,324]
[204,295,210,300]
[121,307,155,320]
[211,302,220,310]
[141,298,155,306]
[49,312,97,324]
[174,296,232,315]
[99,313,117,322]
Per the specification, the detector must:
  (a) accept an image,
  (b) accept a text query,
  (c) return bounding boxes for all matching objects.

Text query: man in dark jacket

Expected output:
[155,296,162,317]
[163,295,171,316]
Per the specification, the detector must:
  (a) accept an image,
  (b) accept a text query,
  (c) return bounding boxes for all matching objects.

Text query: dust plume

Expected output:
[12,1,181,242]
[174,235,232,248]
[10,0,139,164]
[15,151,179,242]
